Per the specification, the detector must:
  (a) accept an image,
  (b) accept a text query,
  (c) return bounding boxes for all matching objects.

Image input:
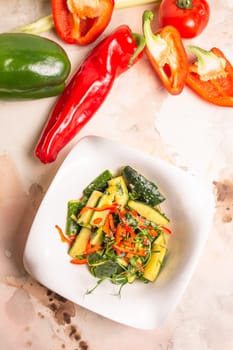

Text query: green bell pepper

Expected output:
[0,33,71,100]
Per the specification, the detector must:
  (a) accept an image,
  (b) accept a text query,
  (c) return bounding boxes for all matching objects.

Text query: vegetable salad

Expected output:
[58,166,172,293]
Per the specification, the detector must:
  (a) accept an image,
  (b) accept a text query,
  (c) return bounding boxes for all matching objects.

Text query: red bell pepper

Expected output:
[187,46,233,107]
[51,0,114,45]
[142,10,188,95]
[35,25,145,163]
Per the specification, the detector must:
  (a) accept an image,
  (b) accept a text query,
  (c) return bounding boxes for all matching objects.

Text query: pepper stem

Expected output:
[129,33,146,66]
[188,45,227,81]
[176,0,193,9]
[142,10,166,56]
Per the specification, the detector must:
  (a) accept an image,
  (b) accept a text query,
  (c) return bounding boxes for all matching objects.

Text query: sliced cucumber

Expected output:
[77,190,103,227]
[127,200,169,226]
[143,233,167,282]
[68,227,91,258]
[89,191,114,227]
[122,165,165,206]
[83,169,113,197]
[90,227,104,246]
[107,175,128,207]
[65,200,82,236]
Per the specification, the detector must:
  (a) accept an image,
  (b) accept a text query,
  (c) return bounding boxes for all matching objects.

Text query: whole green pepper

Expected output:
[0,33,71,100]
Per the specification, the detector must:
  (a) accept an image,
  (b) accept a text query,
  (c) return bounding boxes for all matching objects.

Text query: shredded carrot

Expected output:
[70,258,87,264]
[84,245,102,255]
[113,245,146,257]
[69,234,77,241]
[79,207,90,215]
[162,226,172,234]
[102,214,111,236]
[79,202,119,215]
[108,213,116,232]
[55,225,72,244]
[119,212,136,238]
[115,223,123,243]
[122,240,134,248]
[93,217,103,225]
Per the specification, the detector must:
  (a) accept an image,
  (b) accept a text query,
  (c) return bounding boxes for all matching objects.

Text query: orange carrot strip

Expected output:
[113,245,146,257]
[161,226,172,234]
[84,245,102,255]
[115,223,123,243]
[70,258,87,264]
[55,225,72,244]
[108,213,116,232]
[93,217,103,225]
[79,202,119,215]
[102,214,110,235]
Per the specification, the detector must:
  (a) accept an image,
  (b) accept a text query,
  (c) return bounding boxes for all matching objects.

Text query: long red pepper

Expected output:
[35,25,145,163]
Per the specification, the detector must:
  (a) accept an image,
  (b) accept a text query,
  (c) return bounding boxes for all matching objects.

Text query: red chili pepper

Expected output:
[143,10,188,95]
[51,0,114,45]
[35,25,145,163]
[186,46,233,107]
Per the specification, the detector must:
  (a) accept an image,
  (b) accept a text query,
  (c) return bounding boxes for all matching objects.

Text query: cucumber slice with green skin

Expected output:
[77,190,103,227]
[122,166,165,206]
[107,176,128,207]
[90,176,129,227]
[69,227,91,257]
[127,200,169,226]
[83,170,113,197]
[90,227,104,246]
[89,191,114,227]
[143,233,167,282]
[66,199,86,236]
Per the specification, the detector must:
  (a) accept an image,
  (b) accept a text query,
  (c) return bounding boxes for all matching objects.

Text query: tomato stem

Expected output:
[176,0,193,9]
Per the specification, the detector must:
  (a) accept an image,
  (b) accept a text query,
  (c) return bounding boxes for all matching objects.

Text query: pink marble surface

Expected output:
[0,1,233,349]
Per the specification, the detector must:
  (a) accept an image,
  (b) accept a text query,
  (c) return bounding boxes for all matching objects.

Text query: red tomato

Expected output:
[158,0,210,39]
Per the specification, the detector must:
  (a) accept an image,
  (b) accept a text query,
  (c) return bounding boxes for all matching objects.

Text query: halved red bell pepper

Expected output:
[187,46,233,107]
[52,0,114,45]
[142,10,188,95]
[35,25,145,163]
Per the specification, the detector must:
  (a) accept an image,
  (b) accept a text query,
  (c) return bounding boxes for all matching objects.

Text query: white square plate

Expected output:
[23,135,214,329]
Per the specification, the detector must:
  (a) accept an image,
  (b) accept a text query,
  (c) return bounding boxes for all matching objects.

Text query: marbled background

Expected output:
[0,1,233,349]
